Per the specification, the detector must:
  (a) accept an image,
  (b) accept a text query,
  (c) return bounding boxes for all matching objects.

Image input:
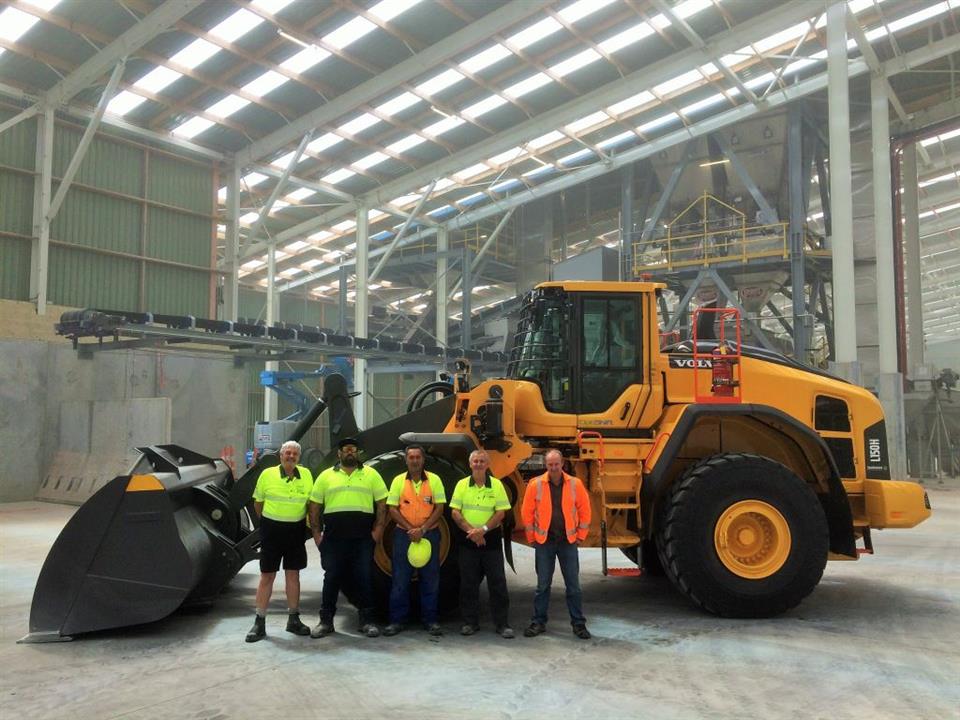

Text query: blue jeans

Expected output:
[389,527,441,625]
[319,536,375,626]
[533,540,585,626]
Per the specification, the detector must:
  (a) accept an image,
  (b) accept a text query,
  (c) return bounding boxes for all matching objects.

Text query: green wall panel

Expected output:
[47,245,139,309]
[0,236,30,300]
[146,207,211,265]
[52,126,143,196]
[144,264,209,316]
[148,154,213,215]
[0,110,37,169]
[50,187,140,254]
[0,171,34,235]
[238,288,335,326]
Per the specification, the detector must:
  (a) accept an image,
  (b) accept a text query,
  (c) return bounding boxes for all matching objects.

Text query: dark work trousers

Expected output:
[532,540,585,626]
[459,542,509,628]
[319,536,375,626]
[389,527,441,625]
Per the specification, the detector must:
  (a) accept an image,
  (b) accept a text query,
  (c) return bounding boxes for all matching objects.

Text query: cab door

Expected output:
[576,294,648,429]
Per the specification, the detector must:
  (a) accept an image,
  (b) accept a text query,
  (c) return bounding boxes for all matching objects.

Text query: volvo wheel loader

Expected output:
[25,280,931,640]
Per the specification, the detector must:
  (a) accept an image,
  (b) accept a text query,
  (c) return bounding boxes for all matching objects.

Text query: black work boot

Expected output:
[286,612,310,636]
[311,615,334,638]
[245,615,266,643]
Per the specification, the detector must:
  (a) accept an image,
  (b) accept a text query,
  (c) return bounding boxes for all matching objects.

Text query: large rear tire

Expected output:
[363,451,466,620]
[656,453,828,617]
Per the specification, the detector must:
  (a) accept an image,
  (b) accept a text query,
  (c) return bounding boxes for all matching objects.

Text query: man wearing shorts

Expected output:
[245,440,313,643]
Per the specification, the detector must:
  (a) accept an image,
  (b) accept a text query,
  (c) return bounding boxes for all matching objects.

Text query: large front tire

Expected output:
[657,453,828,617]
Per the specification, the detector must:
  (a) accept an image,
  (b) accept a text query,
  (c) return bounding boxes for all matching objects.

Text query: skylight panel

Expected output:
[307,133,343,154]
[279,268,304,278]
[681,90,736,115]
[920,127,960,147]
[324,16,376,49]
[107,91,148,116]
[354,152,389,170]
[528,130,565,149]
[463,95,509,118]
[376,92,420,117]
[242,172,269,187]
[0,8,42,43]
[244,71,287,97]
[369,0,422,22]
[22,0,61,10]
[553,49,602,78]
[508,17,562,50]
[433,178,455,191]
[272,151,297,168]
[332,220,357,232]
[309,230,334,243]
[172,116,215,139]
[387,134,427,154]
[505,73,552,99]
[416,68,465,96]
[206,94,250,119]
[454,163,490,181]
[637,113,680,134]
[135,66,182,94]
[251,0,298,13]
[919,171,960,188]
[241,259,266,270]
[287,188,315,201]
[390,192,422,206]
[884,2,953,35]
[285,240,309,253]
[323,168,357,184]
[673,0,714,20]
[599,22,655,54]
[170,39,220,70]
[489,147,524,165]
[751,22,809,56]
[608,91,655,115]
[919,201,960,218]
[460,44,512,74]
[338,113,380,136]
[423,116,465,137]
[239,211,260,225]
[558,0,617,24]
[217,187,228,202]
[655,68,704,96]
[280,45,330,74]
[597,130,635,150]
[566,111,608,133]
[209,9,263,43]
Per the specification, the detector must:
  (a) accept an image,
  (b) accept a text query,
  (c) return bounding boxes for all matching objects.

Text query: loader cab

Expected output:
[506,285,648,426]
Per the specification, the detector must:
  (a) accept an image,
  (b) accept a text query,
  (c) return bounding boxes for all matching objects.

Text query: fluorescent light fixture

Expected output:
[0,7,44,43]
[172,116,215,139]
[655,68,707,96]
[919,171,960,188]
[390,192,422,206]
[322,168,357,185]
[699,158,731,168]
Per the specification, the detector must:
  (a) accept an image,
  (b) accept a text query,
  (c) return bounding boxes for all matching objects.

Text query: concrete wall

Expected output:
[0,301,249,502]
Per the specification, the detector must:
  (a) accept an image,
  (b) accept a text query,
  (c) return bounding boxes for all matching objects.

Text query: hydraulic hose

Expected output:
[405,381,455,414]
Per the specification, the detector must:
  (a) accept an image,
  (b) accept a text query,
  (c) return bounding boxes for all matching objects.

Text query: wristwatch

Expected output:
[482,524,489,533]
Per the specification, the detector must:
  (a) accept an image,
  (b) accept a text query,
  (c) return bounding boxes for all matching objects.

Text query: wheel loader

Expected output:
[23,280,931,640]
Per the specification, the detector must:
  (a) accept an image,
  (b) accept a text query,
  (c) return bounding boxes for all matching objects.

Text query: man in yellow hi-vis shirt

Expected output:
[246,440,313,643]
[450,449,514,639]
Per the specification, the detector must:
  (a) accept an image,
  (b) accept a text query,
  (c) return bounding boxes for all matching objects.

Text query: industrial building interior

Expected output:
[0,0,958,718]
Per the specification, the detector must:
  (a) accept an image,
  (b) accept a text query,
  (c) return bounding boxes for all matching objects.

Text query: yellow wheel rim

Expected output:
[714,500,791,579]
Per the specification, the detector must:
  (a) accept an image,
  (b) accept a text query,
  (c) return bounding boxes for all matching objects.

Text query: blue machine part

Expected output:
[259,357,353,421]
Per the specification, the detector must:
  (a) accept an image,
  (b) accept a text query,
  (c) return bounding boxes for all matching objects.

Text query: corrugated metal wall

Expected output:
[239,287,336,327]
[0,108,216,314]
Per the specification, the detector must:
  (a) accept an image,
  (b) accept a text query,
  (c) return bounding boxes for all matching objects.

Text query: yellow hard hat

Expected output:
[407,538,432,568]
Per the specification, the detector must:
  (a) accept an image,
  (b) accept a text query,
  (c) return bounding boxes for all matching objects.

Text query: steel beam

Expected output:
[449,208,515,299]
[0,104,39,136]
[827,1,857,365]
[664,270,708,333]
[233,0,550,167]
[641,141,697,242]
[30,107,54,315]
[707,269,777,352]
[47,61,126,222]
[712,131,779,224]
[903,144,924,373]
[223,164,241,322]
[370,180,436,282]
[245,131,312,251]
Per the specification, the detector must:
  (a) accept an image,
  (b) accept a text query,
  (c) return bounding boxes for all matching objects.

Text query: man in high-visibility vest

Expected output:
[308,436,388,638]
[520,448,592,639]
[383,444,446,637]
[450,449,514,639]
[245,440,313,643]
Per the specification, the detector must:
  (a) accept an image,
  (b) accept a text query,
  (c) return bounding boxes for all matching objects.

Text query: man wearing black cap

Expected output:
[308,437,388,638]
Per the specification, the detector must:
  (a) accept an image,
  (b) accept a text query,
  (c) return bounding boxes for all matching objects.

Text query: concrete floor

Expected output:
[1,482,958,720]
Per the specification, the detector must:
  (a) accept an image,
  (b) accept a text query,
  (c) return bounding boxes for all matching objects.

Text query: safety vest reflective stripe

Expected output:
[264,494,308,504]
[262,509,306,522]
[525,472,591,544]
[460,502,493,512]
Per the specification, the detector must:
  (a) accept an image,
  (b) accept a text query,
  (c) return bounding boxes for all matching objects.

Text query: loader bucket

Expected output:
[21,445,252,642]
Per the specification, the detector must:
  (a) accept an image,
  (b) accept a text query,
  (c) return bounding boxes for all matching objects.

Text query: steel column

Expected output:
[712,132,779,224]
[902,144,924,373]
[245,131,312,250]
[620,163,634,280]
[436,227,448,351]
[223,164,240,322]
[641,141,696,242]
[370,179,436,282]
[827,1,857,365]
[263,245,278,423]
[461,248,473,350]
[354,206,369,427]
[0,104,39,136]
[449,208,515,299]
[872,77,898,374]
[338,264,348,334]
[787,104,808,361]
[708,269,777,352]
[30,107,54,315]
